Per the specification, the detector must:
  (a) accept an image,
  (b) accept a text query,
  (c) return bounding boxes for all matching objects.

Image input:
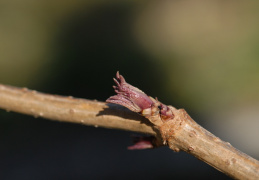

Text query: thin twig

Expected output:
[0,84,155,135]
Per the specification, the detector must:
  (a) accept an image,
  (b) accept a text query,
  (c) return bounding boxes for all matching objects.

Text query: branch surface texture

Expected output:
[0,72,258,179]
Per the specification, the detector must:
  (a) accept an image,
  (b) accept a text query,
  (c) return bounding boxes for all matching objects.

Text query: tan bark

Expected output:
[159,108,259,179]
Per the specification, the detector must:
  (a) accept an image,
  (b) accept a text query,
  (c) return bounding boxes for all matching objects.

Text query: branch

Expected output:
[0,72,258,179]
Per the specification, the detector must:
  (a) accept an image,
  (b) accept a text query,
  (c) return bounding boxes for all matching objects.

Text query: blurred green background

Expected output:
[1,0,259,179]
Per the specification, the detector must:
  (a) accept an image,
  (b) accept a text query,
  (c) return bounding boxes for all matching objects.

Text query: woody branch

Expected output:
[0,72,258,179]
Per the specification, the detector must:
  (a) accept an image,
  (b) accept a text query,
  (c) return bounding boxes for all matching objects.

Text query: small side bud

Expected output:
[127,136,156,150]
[159,103,174,121]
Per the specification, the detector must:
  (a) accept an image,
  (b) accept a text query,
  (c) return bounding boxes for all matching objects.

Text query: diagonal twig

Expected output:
[106,72,259,180]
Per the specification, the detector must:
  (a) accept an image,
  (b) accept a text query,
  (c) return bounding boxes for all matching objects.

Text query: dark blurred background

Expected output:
[1,0,259,179]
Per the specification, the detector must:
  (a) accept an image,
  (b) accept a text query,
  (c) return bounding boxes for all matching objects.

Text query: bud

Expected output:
[106,72,154,113]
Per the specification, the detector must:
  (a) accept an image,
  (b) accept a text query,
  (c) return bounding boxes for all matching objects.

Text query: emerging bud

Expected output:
[106,72,175,150]
[106,72,153,113]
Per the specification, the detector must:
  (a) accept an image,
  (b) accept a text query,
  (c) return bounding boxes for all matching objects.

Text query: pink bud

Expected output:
[106,72,153,113]
[127,136,155,150]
